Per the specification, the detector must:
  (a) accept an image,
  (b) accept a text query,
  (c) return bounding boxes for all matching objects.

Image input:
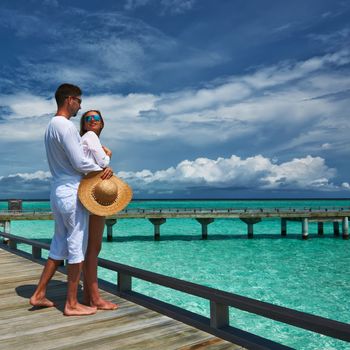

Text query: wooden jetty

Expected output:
[1,232,350,349]
[0,246,241,350]
[1,206,350,240]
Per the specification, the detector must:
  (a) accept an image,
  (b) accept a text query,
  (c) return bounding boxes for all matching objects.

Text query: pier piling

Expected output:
[342,217,349,240]
[149,218,166,240]
[0,221,10,244]
[333,221,340,236]
[195,218,214,239]
[240,218,262,238]
[318,222,324,236]
[281,218,287,236]
[105,219,117,242]
[4,221,10,234]
[302,218,309,240]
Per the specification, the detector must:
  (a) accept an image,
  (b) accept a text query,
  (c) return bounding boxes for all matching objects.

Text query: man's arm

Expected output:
[62,126,102,174]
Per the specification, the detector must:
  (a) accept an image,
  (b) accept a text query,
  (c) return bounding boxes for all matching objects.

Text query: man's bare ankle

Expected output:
[64,303,97,316]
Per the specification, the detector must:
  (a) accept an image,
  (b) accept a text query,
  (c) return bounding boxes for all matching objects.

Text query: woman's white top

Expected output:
[81,131,110,168]
[45,116,102,185]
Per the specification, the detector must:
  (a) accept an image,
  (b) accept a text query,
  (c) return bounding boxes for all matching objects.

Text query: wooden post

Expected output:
[4,221,10,234]
[32,246,42,259]
[149,218,166,240]
[0,221,9,244]
[118,273,132,293]
[342,217,349,240]
[9,240,17,250]
[210,301,229,328]
[240,218,261,238]
[302,218,309,240]
[318,222,324,236]
[281,218,287,236]
[333,221,340,236]
[195,218,214,239]
[105,219,117,242]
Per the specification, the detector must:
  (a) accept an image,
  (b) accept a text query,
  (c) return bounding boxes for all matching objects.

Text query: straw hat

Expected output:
[78,171,132,216]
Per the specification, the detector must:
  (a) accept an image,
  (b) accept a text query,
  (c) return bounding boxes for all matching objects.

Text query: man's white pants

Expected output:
[49,182,89,264]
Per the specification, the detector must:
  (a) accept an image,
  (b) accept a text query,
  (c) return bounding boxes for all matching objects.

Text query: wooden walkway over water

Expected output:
[0,246,241,350]
[1,206,349,240]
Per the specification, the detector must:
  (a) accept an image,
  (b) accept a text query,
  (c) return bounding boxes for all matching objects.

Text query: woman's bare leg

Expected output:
[83,215,118,310]
[30,258,61,307]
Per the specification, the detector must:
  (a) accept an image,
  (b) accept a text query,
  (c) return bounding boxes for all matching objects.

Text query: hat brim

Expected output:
[78,171,132,216]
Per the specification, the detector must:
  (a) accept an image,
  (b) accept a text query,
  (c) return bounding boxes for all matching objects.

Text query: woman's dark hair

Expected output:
[55,83,82,106]
[80,110,105,137]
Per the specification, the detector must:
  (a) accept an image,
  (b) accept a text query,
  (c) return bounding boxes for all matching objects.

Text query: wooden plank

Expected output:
[0,247,242,350]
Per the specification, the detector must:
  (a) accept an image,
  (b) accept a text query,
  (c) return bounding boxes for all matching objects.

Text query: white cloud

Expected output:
[242,49,350,90]
[124,0,196,14]
[118,154,341,192]
[160,0,196,14]
[321,143,331,150]
[124,0,151,10]
[261,156,337,190]
[42,0,59,7]
[0,154,347,197]
[0,94,55,119]
[7,171,51,181]
[0,48,349,155]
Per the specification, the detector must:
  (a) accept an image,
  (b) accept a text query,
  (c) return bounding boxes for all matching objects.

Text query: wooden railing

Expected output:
[1,231,349,350]
[1,206,350,217]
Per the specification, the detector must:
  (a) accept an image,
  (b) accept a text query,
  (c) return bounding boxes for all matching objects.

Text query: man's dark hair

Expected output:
[55,83,82,106]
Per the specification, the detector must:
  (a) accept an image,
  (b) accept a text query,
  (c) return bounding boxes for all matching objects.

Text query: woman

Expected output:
[80,109,118,310]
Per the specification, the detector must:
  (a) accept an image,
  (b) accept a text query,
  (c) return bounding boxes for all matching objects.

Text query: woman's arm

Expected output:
[102,146,112,158]
[83,131,110,168]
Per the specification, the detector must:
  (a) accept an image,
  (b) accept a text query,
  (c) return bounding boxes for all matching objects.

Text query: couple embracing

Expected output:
[30,83,131,316]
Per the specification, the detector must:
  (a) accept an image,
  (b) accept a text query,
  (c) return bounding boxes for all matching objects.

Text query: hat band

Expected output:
[92,193,118,206]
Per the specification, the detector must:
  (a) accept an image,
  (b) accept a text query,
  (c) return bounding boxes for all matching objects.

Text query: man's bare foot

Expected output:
[30,295,55,308]
[91,298,119,310]
[64,303,97,316]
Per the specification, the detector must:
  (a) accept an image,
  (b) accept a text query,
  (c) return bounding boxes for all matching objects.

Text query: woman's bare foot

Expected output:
[30,295,55,308]
[91,298,119,310]
[64,303,97,316]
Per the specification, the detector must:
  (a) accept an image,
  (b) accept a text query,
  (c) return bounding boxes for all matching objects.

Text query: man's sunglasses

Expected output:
[85,115,101,122]
[66,96,82,104]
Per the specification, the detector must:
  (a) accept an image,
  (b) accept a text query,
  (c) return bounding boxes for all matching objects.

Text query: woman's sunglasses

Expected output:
[85,115,101,122]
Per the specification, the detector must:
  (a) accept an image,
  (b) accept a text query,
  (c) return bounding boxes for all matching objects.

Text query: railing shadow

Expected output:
[105,233,339,242]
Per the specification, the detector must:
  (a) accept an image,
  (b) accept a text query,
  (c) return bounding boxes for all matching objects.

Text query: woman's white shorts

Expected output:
[49,183,89,264]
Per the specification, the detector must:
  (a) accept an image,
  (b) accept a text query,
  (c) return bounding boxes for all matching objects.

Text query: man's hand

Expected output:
[101,167,113,180]
[102,146,112,158]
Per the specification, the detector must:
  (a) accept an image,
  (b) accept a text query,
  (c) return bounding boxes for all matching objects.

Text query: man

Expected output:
[30,83,112,316]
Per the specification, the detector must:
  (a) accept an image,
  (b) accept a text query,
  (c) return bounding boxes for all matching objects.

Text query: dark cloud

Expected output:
[0,175,50,199]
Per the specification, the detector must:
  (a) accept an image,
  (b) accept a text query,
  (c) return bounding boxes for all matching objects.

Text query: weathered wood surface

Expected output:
[0,248,243,350]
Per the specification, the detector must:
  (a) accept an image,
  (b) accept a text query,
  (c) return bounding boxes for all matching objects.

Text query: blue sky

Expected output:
[0,0,349,199]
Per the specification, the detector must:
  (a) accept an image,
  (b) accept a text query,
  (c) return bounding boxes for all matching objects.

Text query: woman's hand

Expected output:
[101,167,113,180]
[102,146,112,158]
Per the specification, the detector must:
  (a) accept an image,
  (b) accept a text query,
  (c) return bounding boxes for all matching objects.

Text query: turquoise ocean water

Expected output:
[1,199,350,349]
